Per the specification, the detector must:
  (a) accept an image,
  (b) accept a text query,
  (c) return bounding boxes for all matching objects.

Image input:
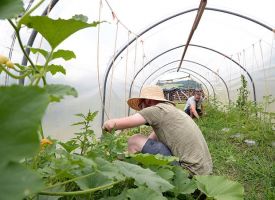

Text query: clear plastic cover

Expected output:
[1,0,274,139]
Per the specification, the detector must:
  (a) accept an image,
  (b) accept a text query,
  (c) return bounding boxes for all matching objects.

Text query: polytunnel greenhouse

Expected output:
[0,0,274,199]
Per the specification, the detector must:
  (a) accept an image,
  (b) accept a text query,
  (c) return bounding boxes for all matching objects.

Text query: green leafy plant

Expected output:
[0,0,99,86]
[0,1,100,199]
[197,96,274,199]
[236,75,249,113]
[70,110,98,155]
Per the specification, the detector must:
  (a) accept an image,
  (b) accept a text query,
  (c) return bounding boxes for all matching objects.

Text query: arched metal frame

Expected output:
[139,59,230,103]
[15,4,273,123]
[128,67,215,115]
[127,44,254,112]
[147,70,210,101]
[149,69,211,97]
[101,7,273,123]
[191,44,256,102]
[148,68,214,97]
[140,63,211,97]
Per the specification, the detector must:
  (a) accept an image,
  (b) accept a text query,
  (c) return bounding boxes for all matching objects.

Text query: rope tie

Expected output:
[125,31,130,116]
[96,0,110,120]
[107,20,119,117]
[259,40,269,100]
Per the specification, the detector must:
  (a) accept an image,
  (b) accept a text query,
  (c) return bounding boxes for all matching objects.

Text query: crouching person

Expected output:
[184,89,204,119]
[103,85,212,175]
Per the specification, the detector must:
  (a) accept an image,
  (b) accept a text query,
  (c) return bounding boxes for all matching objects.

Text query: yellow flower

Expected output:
[40,138,53,146]
[5,60,14,68]
[0,55,9,64]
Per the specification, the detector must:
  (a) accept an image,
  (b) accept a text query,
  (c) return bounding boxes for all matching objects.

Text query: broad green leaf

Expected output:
[156,168,174,181]
[72,14,88,23]
[172,167,197,195]
[52,49,76,61]
[0,162,43,200]
[127,187,167,200]
[76,172,112,190]
[95,157,124,181]
[38,185,65,200]
[0,0,24,19]
[100,190,128,200]
[45,84,78,102]
[20,16,100,49]
[46,64,66,75]
[114,160,174,193]
[38,195,61,200]
[0,85,49,162]
[29,47,49,59]
[195,175,244,200]
[71,154,97,171]
[129,153,179,166]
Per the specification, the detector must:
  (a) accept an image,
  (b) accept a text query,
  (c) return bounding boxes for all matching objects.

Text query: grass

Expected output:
[194,103,275,200]
[175,102,185,110]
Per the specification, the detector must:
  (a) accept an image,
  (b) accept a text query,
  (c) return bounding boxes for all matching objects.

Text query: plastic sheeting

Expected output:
[0,0,274,140]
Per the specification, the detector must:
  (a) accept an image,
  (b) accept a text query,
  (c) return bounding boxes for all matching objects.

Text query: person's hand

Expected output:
[102,119,116,132]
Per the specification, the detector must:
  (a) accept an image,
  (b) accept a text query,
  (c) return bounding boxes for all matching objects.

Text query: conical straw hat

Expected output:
[127,85,175,111]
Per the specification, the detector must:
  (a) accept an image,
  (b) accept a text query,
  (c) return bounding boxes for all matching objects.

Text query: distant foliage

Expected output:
[236,75,249,112]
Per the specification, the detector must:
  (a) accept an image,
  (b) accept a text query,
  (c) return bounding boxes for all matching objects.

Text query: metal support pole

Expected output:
[177,0,207,71]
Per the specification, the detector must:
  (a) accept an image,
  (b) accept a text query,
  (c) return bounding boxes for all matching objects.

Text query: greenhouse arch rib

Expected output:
[145,70,211,103]
[126,44,254,100]
[146,70,211,101]
[138,59,230,103]
[145,68,215,98]
[98,6,273,124]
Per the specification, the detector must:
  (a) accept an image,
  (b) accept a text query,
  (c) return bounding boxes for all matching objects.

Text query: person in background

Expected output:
[184,89,204,119]
[103,85,212,175]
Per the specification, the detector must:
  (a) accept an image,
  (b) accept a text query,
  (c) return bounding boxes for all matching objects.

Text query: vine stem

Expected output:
[43,172,96,191]
[33,77,41,86]
[42,49,55,86]
[39,123,44,139]
[8,19,38,72]
[8,19,47,85]
[0,65,31,79]
[39,180,123,196]
[12,66,29,73]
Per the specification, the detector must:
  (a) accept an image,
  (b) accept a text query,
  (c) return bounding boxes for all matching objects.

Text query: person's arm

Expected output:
[148,131,158,141]
[103,113,146,132]
[190,104,200,119]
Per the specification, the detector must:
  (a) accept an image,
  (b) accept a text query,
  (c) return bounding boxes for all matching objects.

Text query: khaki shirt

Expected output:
[138,102,212,175]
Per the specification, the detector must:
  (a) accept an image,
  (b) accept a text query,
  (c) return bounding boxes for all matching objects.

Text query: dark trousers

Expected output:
[141,139,179,166]
[185,107,202,116]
